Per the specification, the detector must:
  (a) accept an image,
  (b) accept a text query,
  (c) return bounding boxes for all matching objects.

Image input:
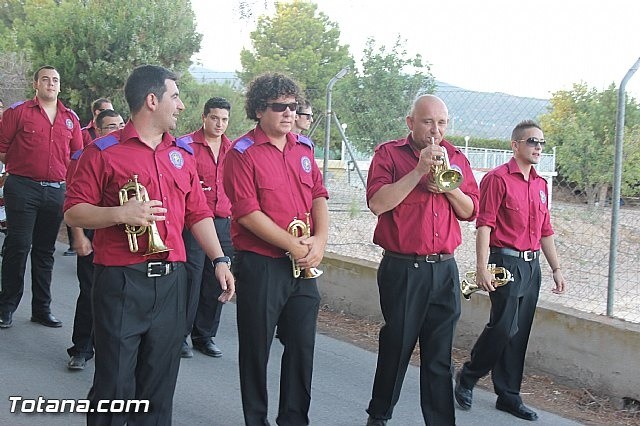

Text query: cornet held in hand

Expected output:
[431,137,463,192]
[460,264,513,300]
[118,174,172,256]
[286,213,323,279]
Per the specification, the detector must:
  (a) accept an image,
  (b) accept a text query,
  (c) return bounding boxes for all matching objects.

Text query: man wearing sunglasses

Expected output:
[224,73,329,426]
[455,120,566,421]
[292,98,313,134]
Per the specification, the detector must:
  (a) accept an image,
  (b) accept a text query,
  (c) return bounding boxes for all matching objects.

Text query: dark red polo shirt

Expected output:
[177,128,232,218]
[63,122,213,265]
[0,97,83,182]
[477,157,553,251]
[367,135,479,255]
[224,126,329,258]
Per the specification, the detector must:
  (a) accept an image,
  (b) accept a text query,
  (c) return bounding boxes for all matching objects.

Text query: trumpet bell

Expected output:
[144,222,172,256]
[435,169,463,192]
[302,267,323,279]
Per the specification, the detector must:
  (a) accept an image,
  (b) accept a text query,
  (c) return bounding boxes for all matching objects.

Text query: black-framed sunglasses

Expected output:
[297,112,313,119]
[517,137,546,147]
[266,102,298,112]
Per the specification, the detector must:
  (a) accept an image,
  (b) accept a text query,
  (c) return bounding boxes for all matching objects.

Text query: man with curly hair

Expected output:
[224,73,329,426]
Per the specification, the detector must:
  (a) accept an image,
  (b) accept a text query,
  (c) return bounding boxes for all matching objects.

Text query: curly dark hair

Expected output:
[244,73,301,121]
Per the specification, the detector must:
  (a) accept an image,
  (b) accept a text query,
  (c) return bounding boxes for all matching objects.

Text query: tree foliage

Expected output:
[175,75,255,140]
[238,1,354,108]
[334,37,435,154]
[540,83,640,204]
[5,0,202,123]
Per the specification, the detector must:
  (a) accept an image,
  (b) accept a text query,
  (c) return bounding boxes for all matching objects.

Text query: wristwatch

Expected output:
[212,256,231,268]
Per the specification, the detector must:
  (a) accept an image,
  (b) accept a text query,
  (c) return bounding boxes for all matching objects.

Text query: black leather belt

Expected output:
[383,250,454,263]
[125,261,182,278]
[490,247,540,262]
[39,181,65,188]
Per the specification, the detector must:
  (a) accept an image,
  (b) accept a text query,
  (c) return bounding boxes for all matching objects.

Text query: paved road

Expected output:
[0,239,584,425]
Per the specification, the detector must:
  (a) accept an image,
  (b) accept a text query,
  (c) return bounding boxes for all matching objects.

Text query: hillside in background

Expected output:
[188,66,551,140]
[435,81,550,140]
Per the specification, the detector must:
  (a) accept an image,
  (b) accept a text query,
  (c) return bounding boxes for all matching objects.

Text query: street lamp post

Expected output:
[323,66,349,185]
[464,135,470,156]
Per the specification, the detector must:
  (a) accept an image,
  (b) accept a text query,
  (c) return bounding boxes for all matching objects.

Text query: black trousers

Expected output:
[87,264,187,426]
[458,254,541,407]
[183,217,234,341]
[68,229,95,359]
[235,251,320,426]
[0,175,65,314]
[367,255,461,425]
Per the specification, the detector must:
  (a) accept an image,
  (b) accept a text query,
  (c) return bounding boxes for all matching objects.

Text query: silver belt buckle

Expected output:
[425,254,438,263]
[523,251,535,261]
[146,261,166,277]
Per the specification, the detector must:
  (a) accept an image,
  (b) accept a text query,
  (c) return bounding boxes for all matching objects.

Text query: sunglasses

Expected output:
[517,137,546,147]
[297,112,313,119]
[266,102,298,112]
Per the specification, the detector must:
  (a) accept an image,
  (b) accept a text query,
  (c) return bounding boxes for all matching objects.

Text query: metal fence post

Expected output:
[323,67,349,185]
[607,57,640,316]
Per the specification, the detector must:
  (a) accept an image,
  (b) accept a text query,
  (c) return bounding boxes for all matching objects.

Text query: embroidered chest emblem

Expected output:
[301,156,312,173]
[169,150,184,169]
[65,118,74,130]
[540,190,547,204]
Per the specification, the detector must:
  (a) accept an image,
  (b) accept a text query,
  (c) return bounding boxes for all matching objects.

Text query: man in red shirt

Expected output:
[454,120,566,421]
[224,73,329,426]
[65,109,124,371]
[81,97,113,146]
[292,98,313,134]
[0,65,83,329]
[64,65,235,426]
[365,94,479,426]
[178,97,234,359]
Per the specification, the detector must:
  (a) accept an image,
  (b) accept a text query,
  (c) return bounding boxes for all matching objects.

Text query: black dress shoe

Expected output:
[67,355,87,370]
[0,311,12,328]
[30,313,62,328]
[180,341,193,358]
[496,400,538,421]
[366,415,387,426]
[193,340,222,357]
[454,372,473,410]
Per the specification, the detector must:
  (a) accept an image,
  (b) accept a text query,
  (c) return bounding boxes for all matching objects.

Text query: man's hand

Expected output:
[71,233,93,257]
[215,264,235,303]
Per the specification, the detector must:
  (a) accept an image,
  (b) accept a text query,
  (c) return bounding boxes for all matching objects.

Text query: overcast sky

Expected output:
[191,0,640,100]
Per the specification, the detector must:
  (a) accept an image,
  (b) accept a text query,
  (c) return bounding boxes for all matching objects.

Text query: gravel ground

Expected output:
[316,307,640,426]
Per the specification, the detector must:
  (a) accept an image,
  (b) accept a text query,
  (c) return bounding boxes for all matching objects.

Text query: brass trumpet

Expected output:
[431,137,463,192]
[118,174,172,256]
[286,213,323,279]
[460,264,513,300]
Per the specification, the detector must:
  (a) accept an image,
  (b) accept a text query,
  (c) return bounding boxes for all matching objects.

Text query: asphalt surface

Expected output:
[0,238,584,425]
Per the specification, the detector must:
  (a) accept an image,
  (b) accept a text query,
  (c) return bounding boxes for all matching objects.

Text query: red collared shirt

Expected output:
[477,157,553,251]
[81,121,98,147]
[63,121,213,266]
[0,97,83,182]
[177,128,232,218]
[224,126,329,258]
[367,135,479,255]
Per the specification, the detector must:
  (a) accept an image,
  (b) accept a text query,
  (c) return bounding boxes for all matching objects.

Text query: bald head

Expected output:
[410,94,448,117]
[406,94,449,149]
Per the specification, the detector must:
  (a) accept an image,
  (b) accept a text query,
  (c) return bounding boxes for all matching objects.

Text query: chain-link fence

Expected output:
[323,88,640,324]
